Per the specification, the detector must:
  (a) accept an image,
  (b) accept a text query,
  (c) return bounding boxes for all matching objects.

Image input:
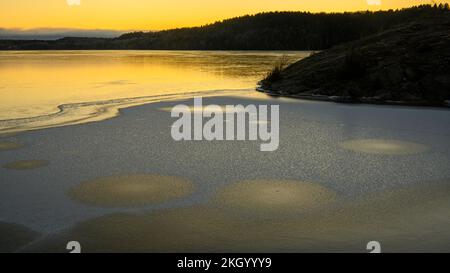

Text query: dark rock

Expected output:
[261,12,450,106]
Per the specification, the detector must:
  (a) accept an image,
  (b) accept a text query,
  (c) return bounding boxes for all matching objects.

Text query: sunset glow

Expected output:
[0,0,447,31]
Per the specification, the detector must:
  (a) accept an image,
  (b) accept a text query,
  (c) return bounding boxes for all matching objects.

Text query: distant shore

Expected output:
[0,6,445,51]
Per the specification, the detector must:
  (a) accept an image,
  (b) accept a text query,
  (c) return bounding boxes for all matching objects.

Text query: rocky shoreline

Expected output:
[257,85,450,107]
[260,11,450,107]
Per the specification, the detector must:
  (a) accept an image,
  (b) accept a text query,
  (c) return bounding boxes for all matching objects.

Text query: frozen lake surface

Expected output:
[0,51,449,252]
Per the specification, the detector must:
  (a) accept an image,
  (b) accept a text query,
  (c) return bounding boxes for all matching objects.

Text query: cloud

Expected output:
[0,28,127,40]
[66,0,81,6]
[367,0,382,5]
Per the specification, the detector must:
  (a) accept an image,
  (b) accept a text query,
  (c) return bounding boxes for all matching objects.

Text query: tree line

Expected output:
[0,4,448,50]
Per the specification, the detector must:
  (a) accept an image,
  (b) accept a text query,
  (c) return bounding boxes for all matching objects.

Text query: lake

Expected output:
[1,50,450,252]
[0,50,306,121]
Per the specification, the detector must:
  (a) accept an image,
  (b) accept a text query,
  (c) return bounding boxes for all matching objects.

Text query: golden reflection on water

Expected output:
[0,51,307,120]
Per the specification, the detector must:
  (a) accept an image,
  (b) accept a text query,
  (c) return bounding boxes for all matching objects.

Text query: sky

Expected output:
[0,0,447,32]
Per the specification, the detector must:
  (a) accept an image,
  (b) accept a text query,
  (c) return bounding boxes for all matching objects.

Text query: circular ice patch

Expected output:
[3,160,49,170]
[68,175,194,207]
[0,141,23,152]
[216,180,337,214]
[339,139,427,155]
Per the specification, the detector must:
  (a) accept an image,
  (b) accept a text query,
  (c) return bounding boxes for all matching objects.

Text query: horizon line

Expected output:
[0,5,440,40]
[0,6,427,33]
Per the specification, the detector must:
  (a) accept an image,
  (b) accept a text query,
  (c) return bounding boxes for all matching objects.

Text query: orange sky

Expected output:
[0,0,447,31]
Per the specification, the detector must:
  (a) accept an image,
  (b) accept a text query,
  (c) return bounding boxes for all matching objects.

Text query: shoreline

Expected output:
[0,89,253,135]
[3,85,449,137]
[256,86,450,109]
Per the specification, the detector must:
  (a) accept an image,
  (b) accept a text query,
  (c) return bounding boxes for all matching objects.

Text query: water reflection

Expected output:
[0,51,308,120]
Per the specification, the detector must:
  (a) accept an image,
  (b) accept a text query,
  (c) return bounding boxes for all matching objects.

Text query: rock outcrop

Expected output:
[261,12,450,106]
